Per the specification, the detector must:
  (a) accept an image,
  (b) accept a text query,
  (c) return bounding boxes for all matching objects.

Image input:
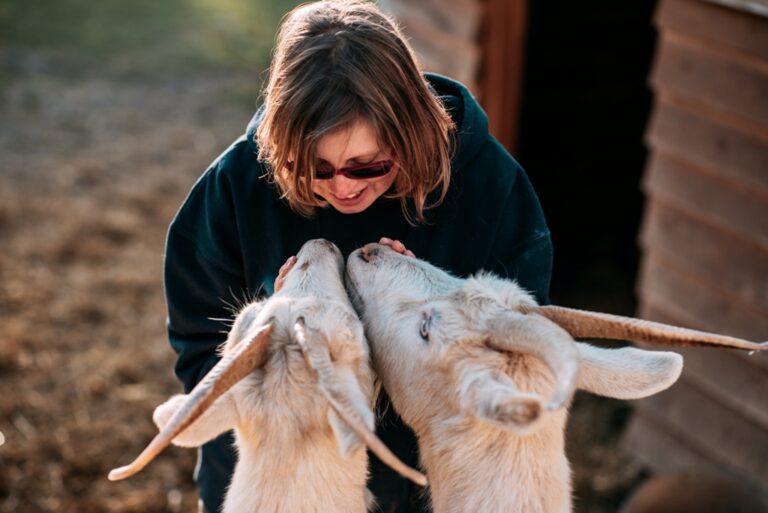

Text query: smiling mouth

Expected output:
[335,187,366,201]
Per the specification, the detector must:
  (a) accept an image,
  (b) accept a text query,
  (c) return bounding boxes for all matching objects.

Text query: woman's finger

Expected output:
[377,237,415,258]
[279,256,296,272]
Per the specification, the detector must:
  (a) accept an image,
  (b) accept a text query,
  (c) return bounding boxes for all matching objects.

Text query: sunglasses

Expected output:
[286,159,395,180]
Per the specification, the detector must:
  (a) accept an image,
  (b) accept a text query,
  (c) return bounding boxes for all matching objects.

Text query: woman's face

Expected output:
[312,117,397,214]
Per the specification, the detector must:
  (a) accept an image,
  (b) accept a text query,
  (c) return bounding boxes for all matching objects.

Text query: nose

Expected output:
[329,175,360,198]
[359,243,380,263]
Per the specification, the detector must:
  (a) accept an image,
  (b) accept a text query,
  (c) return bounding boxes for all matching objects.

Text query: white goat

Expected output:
[109,239,425,513]
[345,243,766,513]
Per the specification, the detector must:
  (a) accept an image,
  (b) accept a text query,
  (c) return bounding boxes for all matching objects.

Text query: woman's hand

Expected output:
[274,255,298,293]
[379,237,415,258]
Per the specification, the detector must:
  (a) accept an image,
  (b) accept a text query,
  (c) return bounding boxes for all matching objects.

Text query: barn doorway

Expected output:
[517,1,658,315]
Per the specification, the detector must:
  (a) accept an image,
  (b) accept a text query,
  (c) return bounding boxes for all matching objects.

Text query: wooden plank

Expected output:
[675,346,768,429]
[646,100,768,194]
[382,0,482,89]
[639,302,768,375]
[704,0,768,18]
[657,0,768,60]
[384,0,482,41]
[640,272,768,431]
[414,46,478,89]
[637,250,768,341]
[478,0,527,153]
[623,414,727,475]
[396,17,480,87]
[398,16,480,66]
[651,33,768,128]
[632,378,768,480]
[622,414,768,499]
[644,154,768,247]
[638,196,768,309]
[636,198,768,423]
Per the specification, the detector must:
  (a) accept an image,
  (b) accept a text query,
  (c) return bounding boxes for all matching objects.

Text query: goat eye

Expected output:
[419,315,430,342]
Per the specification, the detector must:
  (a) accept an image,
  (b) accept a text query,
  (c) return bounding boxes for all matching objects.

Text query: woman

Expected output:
[164,1,552,512]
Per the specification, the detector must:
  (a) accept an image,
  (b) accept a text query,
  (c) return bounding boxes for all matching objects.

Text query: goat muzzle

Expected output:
[358,244,380,263]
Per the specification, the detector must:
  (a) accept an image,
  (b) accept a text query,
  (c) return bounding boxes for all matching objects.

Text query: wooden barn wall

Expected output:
[380,0,527,152]
[626,0,768,496]
[379,0,483,93]
[476,0,528,153]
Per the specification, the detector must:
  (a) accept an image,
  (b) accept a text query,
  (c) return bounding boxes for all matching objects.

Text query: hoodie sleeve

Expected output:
[484,153,553,305]
[164,159,246,393]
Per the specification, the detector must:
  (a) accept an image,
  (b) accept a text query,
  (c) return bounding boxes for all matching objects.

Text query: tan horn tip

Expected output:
[412,471,428,487]
[108,465,136,481]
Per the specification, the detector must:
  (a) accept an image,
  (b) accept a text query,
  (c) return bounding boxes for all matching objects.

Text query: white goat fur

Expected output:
[346,244,684,513]
[154,240,376,513]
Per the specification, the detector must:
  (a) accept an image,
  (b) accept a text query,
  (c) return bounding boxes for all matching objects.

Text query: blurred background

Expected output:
[0,0,765,512]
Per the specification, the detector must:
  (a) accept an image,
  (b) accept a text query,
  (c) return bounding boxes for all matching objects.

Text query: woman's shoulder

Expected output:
[192,134,281,201]
[453,135,526,200]
[171,135,280,233]
[199,136,270,191]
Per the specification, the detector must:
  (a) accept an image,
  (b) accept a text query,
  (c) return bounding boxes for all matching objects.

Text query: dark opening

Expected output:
[516,4,659,510]
[517,0,658,315]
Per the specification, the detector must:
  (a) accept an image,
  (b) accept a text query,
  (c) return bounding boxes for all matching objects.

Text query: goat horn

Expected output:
[489,313,581,411]
[524,305,767,352]
[293,318,428,487]
[108,323,274,481]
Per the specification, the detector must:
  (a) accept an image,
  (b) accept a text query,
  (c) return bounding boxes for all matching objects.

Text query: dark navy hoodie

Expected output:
[164,73,552,513]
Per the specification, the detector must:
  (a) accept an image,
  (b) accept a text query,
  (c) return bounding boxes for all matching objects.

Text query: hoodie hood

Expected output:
[426,73,489,172]
[245,72,490,173]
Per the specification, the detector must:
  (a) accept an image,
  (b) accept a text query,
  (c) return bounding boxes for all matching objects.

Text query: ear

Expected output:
[456,360,544,435]
[153,392,238,448]
[576,342,683,399]
[327,365,375,457]
[328,409,360,457]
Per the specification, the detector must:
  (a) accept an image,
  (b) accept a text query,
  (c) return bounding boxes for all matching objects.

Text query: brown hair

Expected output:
[256,0,455,224]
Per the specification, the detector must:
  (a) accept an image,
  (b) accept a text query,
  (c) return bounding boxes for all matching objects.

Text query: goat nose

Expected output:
[359,244,380,263]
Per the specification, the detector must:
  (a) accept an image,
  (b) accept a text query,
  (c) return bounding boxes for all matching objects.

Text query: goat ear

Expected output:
[457,362,544,435]
[328,409,363,457]
[470,386,544,435]
[294,320,425,486]
[153,393,238,448]
[327,365,375,458]
[576,342,683,399]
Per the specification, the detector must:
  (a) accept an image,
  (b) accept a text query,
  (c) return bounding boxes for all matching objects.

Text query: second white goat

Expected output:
[345,243,765,513]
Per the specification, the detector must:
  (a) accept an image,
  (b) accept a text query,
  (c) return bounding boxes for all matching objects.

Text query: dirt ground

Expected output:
[0,51,645,513]
[0,52,257,511]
